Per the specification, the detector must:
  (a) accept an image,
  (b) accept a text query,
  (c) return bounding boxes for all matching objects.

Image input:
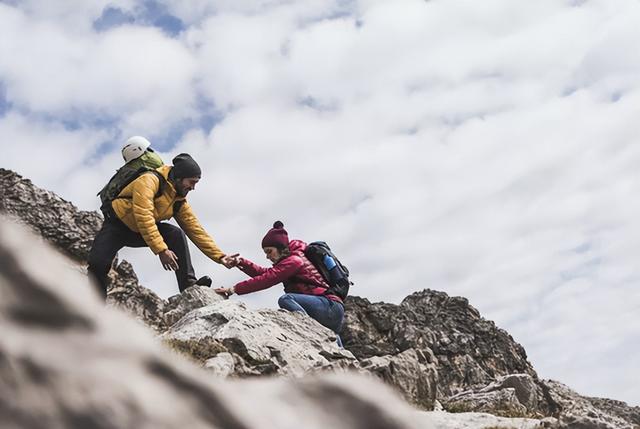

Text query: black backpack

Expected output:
[304,241,352,300]
[97,151,184,219]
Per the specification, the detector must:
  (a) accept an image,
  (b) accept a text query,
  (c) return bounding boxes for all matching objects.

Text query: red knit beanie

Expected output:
[261,221,289,249]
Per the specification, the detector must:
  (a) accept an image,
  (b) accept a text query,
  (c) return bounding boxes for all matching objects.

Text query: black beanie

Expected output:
[172,153,201,179]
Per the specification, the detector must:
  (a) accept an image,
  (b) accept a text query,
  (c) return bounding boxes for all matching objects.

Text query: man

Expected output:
[88,146,236,298]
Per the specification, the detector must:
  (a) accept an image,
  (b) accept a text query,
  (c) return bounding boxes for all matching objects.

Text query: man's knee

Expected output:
[87,250,112,276]
[159,223,186,242]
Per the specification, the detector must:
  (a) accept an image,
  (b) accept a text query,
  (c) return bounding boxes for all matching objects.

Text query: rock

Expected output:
[0,216,430,429]
[161,300,357,377]
[484,374,541,412]
[419,410,552,429]
[544,380,638,429]
[0,168,102,261]
[360,348,438,409]
[444,373,545,417]
[106,260,168,332]
[585,397,640,428]
[204,352,235,377]
[444,387,529,417]
[164,285,225,327]
[2,169,639,428]
[342,292,539,399]
[0,168,160,328]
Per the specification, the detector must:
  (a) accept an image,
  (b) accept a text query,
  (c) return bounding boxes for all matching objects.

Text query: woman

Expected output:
[214,221,344,345]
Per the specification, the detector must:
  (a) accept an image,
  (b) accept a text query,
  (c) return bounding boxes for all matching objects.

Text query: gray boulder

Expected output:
[106,259,168,332]
[444,374,544,417]
[161,299,357,377]
[544,380,639,429]
[419,410,554,429]
[360,348,439,409]
[342,292,538,398]
[163,285,225,327]
[0,168,102,260]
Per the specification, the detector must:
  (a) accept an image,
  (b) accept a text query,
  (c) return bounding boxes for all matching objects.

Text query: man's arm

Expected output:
[174,202,227,263]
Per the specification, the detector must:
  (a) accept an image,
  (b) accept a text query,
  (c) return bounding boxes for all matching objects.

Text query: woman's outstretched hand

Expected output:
[214,287,235,298]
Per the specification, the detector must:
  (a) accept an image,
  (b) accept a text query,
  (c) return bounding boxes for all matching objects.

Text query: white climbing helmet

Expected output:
[121,136,151,163]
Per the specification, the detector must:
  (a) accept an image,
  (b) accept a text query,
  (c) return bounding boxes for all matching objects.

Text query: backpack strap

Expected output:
[153,170,187,217]
[173,199,186,216]
[109,170,186,219]
[150,170,166,199]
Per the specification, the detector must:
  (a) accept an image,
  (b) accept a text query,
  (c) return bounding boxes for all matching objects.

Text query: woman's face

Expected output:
[263,246,282,263]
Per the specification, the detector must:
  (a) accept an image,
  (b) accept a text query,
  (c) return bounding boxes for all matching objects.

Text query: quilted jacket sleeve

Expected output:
[234,256,302,295]
[236,257,268,278]
[131,173,167,254]
[174,202,226,263]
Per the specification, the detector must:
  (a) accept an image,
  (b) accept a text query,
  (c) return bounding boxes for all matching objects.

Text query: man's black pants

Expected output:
[87,218,197,298]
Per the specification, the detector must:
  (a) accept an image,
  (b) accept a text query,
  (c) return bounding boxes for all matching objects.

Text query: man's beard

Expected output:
[174,182,189,197]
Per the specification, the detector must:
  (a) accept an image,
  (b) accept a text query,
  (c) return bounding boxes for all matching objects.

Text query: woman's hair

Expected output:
[274,245,291,261]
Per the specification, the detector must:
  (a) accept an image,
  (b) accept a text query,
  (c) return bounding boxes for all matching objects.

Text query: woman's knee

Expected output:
[278,293,308,314]
[278,293,294,309]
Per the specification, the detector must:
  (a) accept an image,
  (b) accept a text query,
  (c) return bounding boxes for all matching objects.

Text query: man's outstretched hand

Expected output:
[159,249,179,271]
[221,253,240,269]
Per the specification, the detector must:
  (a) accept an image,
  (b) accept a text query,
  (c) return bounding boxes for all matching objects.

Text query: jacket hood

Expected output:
[288,239,306,254]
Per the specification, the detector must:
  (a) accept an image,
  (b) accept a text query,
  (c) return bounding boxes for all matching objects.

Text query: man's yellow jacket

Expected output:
[111,165,226,262]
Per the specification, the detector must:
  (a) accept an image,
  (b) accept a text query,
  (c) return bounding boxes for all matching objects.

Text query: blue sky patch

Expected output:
[148,111,224,152]
[140,0,185,36]
[93,6,135,32]
[298,95,339,112]
[0,82,11,118]
[93,1,185,37]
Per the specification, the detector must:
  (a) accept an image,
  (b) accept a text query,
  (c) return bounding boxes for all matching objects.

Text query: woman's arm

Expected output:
[234,256,302,295]
[236,257,268,278]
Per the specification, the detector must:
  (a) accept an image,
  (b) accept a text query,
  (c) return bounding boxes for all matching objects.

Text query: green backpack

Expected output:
[97,150,166,219]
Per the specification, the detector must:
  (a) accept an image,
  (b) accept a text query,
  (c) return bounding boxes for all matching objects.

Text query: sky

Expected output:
[1,0,639,406]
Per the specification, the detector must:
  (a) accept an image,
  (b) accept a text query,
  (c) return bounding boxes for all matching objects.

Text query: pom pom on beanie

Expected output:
[261,221,289,249]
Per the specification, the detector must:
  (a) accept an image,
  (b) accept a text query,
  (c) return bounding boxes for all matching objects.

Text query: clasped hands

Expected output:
[159,249,240,298]
[159,251,240,272]
[215,253,241,298]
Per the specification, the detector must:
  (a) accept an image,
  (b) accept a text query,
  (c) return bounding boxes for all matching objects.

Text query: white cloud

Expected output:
[2,0,640,406]
[0,112,110,203]
[0,4,197,135]
[5,0,135,30]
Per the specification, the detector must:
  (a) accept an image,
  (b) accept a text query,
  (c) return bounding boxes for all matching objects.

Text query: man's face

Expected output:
[175,177,200,197]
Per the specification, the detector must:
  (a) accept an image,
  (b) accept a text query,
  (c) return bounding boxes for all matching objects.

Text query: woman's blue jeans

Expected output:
[278,293,344,347]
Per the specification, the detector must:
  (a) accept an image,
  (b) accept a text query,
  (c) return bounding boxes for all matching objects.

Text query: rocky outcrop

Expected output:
[342,292,537,397]
[1,168,638,429]
[418,410,555,429]
[543,380,640,429]
[0,168,163,328]
[444,374,544,417]
[360,348,439,410]
[0,217,433,429]
[0,168,102,260]
[106,259,169,332]
[162,294,356,377]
